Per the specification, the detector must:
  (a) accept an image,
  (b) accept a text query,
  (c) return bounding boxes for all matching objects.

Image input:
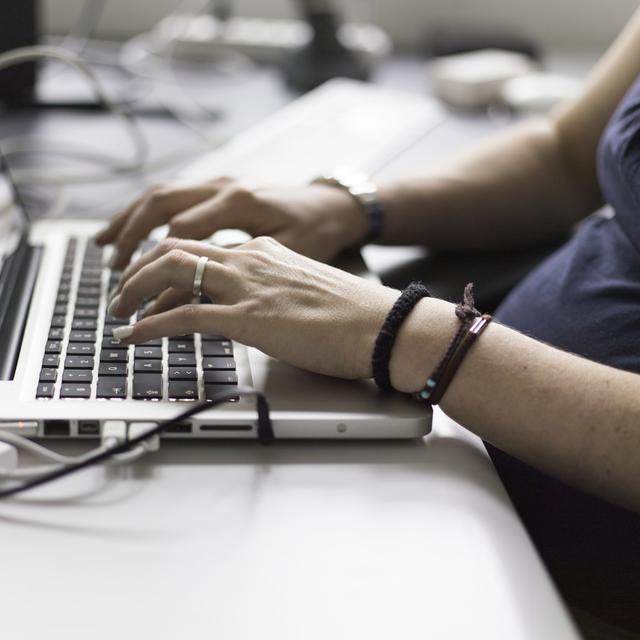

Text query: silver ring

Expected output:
[192,255,208,297]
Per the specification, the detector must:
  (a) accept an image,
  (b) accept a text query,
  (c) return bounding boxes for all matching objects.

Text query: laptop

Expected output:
[0,79,439,441]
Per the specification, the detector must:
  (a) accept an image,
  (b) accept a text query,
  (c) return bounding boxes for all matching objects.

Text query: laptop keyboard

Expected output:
[36,238,238,402]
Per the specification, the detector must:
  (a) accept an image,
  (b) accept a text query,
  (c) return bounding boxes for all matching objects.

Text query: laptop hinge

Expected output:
[0,242,42,380]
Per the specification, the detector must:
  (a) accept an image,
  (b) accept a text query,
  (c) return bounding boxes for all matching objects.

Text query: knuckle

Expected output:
[224,184,257,207]
[160,237,182,254]
[166,248,190,269]
[180,304,199,322]
[247,235,276,251]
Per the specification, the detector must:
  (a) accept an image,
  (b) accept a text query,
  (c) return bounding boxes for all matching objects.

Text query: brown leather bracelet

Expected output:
[416,314,493,406]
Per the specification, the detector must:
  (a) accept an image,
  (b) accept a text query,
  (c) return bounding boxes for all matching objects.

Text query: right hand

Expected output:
[95,177,369,269]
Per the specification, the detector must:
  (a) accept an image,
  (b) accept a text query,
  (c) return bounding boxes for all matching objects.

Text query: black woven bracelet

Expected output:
[371,282,432,392]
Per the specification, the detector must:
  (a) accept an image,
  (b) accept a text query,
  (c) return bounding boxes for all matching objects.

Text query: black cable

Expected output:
[0,385,273,499]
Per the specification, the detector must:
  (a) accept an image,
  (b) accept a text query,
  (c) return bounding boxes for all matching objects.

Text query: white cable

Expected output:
[0,429,150,482]
[0,45,149,185]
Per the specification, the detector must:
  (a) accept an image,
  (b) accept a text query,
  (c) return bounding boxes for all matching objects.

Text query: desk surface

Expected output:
[0,411,577,640]
[0,49,583,639]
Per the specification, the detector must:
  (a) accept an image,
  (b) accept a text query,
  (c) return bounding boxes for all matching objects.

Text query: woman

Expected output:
[97,7,640,637]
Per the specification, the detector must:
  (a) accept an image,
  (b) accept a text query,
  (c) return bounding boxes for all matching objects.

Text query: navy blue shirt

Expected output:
[489,74,640,630]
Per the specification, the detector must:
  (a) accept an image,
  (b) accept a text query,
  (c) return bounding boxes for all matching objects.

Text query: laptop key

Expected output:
[75,296,100,308]
[102,337,124,349]
[42,354,60,368]
[133,373,163,400]
[140,339,162,347]
[51,315,67,328]
[56,293,69,304]
[169,380,198,400]
[67,343,95,356]
[74,308,99,319]
[39,368,58,382]
[134,346,162,360]
[201,342,233,357]
[36,383,55,398]
[99,362,127,376]
[77,286,100,297]
[45,340,62,354]
[97,377,127,399]
[168,340,195,353]
[64,355,94,369]
[72,319,97,330]
[60,384,91,399]
[204,385,239,402]
[100,349,128,363]
[203,371,238,385]
[200,334,228,341]
[202,357,235,371]
[134,360,162,373]
[70,330,96,343]
[53,304,68,316]
[62,369,93,382]
[169,367,197,380]
[48,327,64,340]
[168,353,196,367]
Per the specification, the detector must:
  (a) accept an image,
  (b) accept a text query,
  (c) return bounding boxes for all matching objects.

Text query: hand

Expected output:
[95,177,369,269]
[108,236,399,380]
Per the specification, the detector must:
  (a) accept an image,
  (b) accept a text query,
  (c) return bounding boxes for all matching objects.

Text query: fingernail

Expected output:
[108,286,119,302]
[107,294,121,317]
[109,252,120,269]
[112,325,134,341]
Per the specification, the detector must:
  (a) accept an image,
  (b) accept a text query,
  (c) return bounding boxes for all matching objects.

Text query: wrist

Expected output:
[388,297,458,393]
[309,184,370,250]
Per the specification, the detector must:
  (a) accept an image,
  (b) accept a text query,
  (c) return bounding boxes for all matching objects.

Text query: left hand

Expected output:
[108,236,400,380]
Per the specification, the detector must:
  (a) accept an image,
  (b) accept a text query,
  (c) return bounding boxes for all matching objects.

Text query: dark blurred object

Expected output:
[0,0,38,106]
[378,237,567,313]
[425,26,541,62]
[283,0,369,92]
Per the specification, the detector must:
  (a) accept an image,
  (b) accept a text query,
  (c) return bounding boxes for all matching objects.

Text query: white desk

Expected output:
[0,410,578,639]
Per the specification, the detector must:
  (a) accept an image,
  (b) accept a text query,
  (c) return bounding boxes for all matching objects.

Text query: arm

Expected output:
[108,237,640,514]
[391,298,640,512]
[379,5,640,250]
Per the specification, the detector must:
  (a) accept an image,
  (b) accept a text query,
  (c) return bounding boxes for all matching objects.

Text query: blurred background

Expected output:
[43,0,636,51]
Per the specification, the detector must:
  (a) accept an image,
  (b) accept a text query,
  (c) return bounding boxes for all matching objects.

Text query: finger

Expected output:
[167,184,273,240]
[117,238,228,294]
[110,186,217,269]
[110,248,230,318]
[144,287,191,317]
[112,304,235,344]
[94,193,145,246]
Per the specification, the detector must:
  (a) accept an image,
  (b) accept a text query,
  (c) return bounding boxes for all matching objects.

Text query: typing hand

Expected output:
[108,237,398,380]
[95,178,368,270]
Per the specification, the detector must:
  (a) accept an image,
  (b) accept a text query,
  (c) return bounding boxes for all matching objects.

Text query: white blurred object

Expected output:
[431,49,538,109]
[145,13,392,66]
[501,72,583,113]
[0,176,12,215]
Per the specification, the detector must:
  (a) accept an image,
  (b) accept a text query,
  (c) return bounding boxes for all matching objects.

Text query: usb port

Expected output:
[78,420,99,435]
[164,422,192,434]
[43,420,70,436]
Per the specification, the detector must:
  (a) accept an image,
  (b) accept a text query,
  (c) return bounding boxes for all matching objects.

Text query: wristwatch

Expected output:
[311,169,384,245]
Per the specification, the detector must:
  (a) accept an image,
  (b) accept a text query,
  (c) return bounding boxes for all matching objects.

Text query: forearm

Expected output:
[390,298,640,511]
[378,119,601,250]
